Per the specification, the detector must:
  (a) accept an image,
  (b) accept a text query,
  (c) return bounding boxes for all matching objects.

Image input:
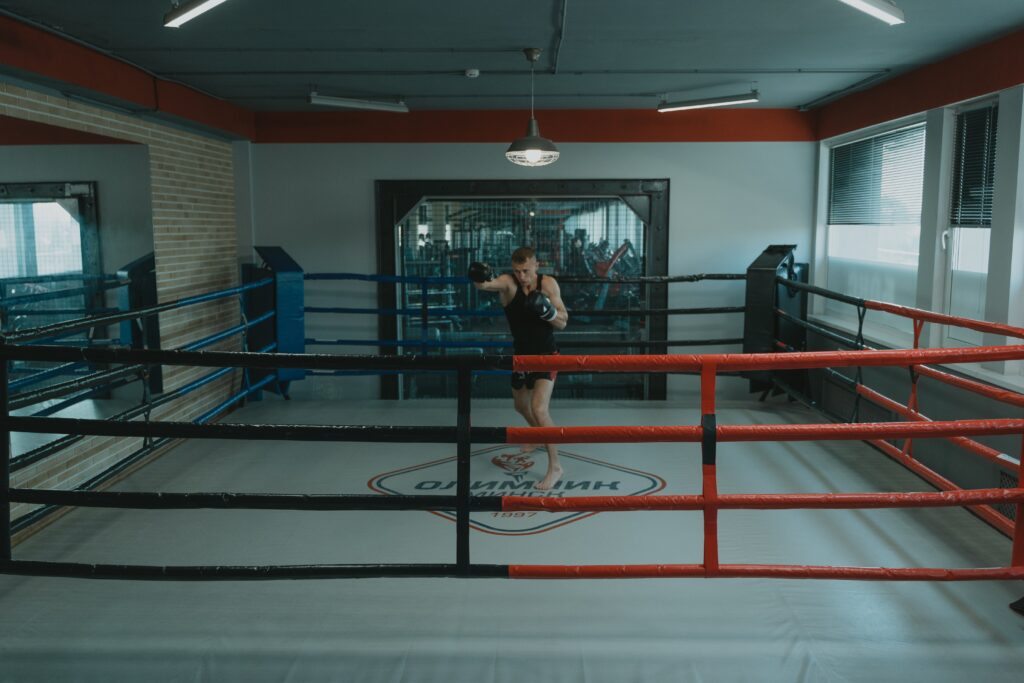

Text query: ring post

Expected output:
[118,254,162,394]
[1012,438,1024,616]
[701,363,719,576]
[901,319,927,458]
[743,244,799,395]
[420,280,429,355]
[253,247,305,394]
[1014,434,1024,567]
[1,339,10,561]
[456,367,471,575]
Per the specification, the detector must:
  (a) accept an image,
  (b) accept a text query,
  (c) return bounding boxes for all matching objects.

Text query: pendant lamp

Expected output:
[505,48,560,167]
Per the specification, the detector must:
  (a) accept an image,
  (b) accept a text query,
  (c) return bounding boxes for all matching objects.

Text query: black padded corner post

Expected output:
[742,245,802,393]
[774,260,809,397]
[701,414,717,467]
[253,246,305,369]
[117,253,163,394]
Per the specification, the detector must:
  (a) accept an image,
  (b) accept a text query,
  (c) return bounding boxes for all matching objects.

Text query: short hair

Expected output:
[511,246,536,264]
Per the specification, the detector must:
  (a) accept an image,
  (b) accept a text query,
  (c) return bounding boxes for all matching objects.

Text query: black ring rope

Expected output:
[0,268,749,579]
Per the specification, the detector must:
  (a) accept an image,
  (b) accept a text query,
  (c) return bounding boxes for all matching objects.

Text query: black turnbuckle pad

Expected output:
[701,414,717,466]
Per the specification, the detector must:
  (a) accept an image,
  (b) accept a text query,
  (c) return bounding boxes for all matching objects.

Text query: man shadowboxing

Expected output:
[469,247,569,490]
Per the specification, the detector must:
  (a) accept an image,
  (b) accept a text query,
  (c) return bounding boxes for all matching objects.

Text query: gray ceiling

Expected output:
[2,0,1023,112]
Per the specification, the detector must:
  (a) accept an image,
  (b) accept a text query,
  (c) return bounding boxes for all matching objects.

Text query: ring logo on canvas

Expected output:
[491,452,534,481]
[368,446,666,535]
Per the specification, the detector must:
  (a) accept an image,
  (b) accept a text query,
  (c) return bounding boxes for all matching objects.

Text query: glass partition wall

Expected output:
[377,180,670,400]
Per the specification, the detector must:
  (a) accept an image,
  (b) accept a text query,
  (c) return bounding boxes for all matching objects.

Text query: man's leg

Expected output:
[529,378,563,490]
[512,385,540,452]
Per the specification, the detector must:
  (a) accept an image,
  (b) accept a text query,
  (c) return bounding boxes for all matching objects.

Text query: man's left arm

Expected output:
[543,278,569,330]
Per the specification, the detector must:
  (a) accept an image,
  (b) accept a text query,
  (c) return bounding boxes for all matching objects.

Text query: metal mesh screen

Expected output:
[996,470,1018,522]
[396,197,648,399]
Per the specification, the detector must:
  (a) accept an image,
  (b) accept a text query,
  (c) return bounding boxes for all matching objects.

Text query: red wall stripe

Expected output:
[816,26,1024,139]
[253,108,817,143]
[0,15,254,140]
[154,80,256,139]
[0,114,136,145]
[1,16,1022,143]
[0,16,155,109]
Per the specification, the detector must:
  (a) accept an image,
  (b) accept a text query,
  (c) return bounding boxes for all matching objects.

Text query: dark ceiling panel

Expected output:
[0,0,1022,112]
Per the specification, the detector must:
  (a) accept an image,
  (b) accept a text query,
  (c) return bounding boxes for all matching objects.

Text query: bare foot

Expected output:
[518,444,539,453]
[535,465,564,491]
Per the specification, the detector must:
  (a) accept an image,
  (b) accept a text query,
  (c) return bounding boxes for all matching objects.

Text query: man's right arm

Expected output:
[469,262,509,293]
[473,273,513,293]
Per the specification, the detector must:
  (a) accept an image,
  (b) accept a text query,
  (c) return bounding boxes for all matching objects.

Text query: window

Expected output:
[0,200,84,278]
[0,182,101,334]
[945,104,998,347]
[825,123,926,334]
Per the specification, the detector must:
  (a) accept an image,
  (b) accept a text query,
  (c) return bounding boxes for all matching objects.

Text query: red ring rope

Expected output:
[501,488,1024,512]
[502,310,1024,581]
[506,419,1024,444]
[513,345,1024,372]
[508,565,1024,580]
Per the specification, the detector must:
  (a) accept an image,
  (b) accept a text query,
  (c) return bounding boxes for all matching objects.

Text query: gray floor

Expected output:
[2,397,1023,682]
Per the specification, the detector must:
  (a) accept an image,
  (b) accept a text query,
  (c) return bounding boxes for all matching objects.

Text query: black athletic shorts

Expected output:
[510,351,559,390]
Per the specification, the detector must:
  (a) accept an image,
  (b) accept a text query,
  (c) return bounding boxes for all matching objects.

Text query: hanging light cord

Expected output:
[530,60,536,119]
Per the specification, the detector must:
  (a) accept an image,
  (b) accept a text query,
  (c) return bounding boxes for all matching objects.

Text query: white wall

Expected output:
[249,141,817,399]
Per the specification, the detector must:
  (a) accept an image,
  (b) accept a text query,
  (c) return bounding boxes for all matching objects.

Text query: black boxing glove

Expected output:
[525,290,557,322]
[468,262,493,283]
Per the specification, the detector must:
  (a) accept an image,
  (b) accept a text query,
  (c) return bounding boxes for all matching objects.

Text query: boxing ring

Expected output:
[4,343,1023,580]
[3,247,1024,680]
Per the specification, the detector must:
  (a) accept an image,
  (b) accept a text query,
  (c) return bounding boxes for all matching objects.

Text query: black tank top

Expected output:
[504,273,558,355]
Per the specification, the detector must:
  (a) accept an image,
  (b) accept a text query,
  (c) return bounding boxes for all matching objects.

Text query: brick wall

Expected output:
[1,83,242,533]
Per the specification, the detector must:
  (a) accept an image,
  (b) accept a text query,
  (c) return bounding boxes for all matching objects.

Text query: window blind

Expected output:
[828,124,926,225]
[950,105,998,227]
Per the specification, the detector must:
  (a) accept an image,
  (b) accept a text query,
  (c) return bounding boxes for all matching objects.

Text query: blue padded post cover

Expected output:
[255,246,305,382]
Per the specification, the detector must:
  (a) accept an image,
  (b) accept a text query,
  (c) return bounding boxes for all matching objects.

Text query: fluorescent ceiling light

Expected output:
[657,90,760,113]
[164,0,232,28]
[836,0,905,25]
[308,91,409,113]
